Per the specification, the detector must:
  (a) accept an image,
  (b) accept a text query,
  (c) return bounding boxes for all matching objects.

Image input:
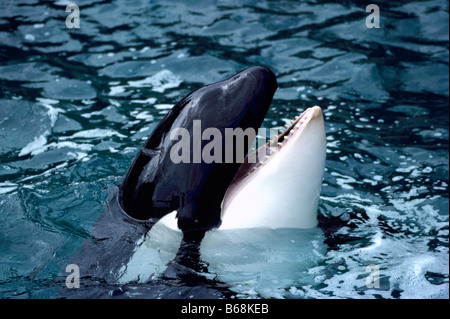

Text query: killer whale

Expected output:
[63,66,279,297]
[63,66,327,298]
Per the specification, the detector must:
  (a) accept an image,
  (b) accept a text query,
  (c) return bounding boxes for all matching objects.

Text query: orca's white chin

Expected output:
[219,106,327,230]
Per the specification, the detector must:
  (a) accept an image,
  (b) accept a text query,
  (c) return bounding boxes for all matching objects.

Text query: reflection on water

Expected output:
[0,0,448,298]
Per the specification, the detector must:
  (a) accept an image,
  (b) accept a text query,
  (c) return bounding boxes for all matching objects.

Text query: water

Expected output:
[0,0,448,299]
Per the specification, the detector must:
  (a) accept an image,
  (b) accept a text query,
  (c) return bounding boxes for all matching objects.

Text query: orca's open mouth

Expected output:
[228,106,323,182]
[273,106,318,150]
[220,104,326,230]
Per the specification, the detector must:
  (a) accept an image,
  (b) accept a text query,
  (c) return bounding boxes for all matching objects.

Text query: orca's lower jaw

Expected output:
[219,106,327,230]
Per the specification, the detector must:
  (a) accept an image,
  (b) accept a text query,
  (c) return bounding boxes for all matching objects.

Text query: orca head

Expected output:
[119,66,277,232]
[219,106,327,229]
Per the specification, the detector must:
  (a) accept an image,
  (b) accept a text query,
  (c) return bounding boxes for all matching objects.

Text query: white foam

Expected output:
[128,69,182,93]
[396,165,418,173]
[130,110,154,121]
[18,132,49,156]
[37,98,64,126]
[320,236,448,299]
[20,162,69,182]
[62,129,126,139]
[109,85,126,96]
[131,97,157,104]
[316,190,449,299]
[330,172,357,190]
[154,104,173,109]
[66,151,89,161]
[36,98,59,105]
[18,99,65,157]
[24,34,35,41]
[0,182,18,195]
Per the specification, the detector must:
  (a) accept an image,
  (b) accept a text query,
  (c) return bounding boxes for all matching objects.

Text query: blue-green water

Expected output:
[0,0,448,299]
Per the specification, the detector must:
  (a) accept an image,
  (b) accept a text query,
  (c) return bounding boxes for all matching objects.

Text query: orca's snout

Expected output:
[244,65,276,79]
[218,66,277,133]
[248,65,277,81]
[240,66,278,96]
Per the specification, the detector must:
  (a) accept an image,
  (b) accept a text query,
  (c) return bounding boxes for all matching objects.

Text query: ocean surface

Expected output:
[0,0,448,299]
